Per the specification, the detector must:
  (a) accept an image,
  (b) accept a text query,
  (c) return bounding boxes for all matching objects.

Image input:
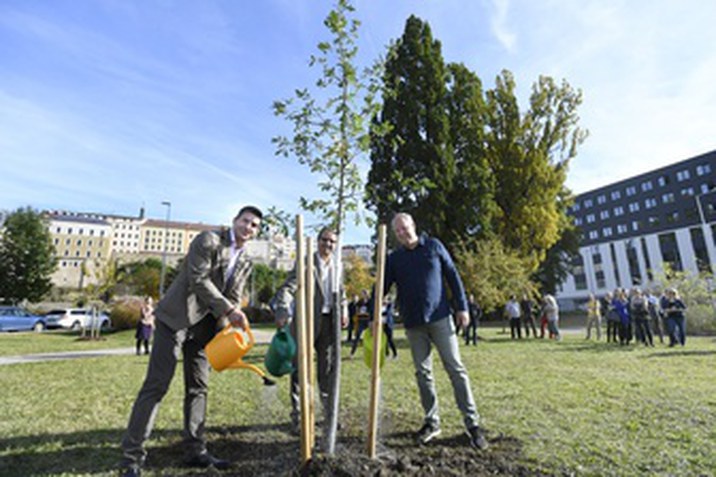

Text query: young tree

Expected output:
[272,0,381,234]
[366,15,453,242]
[0,207,56,304]
[272,0,381,452]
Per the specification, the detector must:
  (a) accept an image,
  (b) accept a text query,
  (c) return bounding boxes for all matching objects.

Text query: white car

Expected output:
[44,308,111,331]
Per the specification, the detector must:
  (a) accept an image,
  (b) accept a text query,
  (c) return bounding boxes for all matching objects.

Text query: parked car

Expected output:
[0,306,47,332]
[44,308,112,330]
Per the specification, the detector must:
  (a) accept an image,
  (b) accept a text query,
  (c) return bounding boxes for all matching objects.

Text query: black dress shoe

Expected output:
[119,464,141,477]
[185,452,231,470]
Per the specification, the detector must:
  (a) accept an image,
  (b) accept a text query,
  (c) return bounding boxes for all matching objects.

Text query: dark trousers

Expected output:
[464,320,478,345]
[667,316,686,346]
[635,318,653,346]
[121,318,215,467]
[135,339,150,355]
[606,320,619,342]
[350,320,370,355]
[522,315,538,338]
[619,320,632,345]
[383,324,398,357]
[510,317,522,339]
[290,313,336,423]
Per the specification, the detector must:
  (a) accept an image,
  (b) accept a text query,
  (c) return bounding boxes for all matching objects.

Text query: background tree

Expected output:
[444,62,495,245]
[343,252,374,298]
[485,71,587,270]
[0,207,56,304]
[454,237,538,314]
[250,263,288,307]
[366,15,453,243]
[116,258,162,299]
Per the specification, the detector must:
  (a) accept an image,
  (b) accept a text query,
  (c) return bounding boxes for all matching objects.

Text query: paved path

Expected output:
[0,328,274,366]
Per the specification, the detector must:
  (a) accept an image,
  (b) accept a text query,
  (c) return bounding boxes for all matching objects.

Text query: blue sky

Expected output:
[2,0,715,244]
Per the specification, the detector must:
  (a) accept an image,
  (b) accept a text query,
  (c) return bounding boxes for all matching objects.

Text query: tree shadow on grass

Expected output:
[644,349,716,358]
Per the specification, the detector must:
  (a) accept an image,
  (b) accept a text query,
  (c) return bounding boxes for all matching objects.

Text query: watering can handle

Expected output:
[220,323,256,348]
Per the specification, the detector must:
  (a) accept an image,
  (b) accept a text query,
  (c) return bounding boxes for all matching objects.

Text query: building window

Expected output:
[595,270,606,289]
[76,239,82,246]
[662,193,675,204]
[626,241,642,285]
[696,164,712,176]
[56,227,61,233]
[90,230,94,236]
[645,198,657,209]
[79,228,83,235]
[54,238,59,245]
[586,214,596,224]
[61,261,67,267]
[640,238,653,281]
[611,190,621,200]
[614,206,624,216]
[574,217,583,226]
[572,255,587,290]
[628,202,640,213]
[681,187,694,196]
[676,169,691,181]
[589,230,599,240]
[632,221,640,231]
[597,194,607,205]
[603,227,613,237]
[600,210,610,220]
[666,211,679,223]
[690,228,712,273]
[641,180,653,191]
[701,183,713,194]
[657,175,669,187]
[572,203,581,212]
[658,232,682,271]
[626,186,637,196]
[648,216,660,226]
[68,228,73,234]
[617,224,628,234]
[610,243,621,288]
[65,239,70,245]
[584,199,593,208]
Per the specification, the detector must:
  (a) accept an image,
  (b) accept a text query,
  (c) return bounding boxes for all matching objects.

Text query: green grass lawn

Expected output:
[1,327,715,476]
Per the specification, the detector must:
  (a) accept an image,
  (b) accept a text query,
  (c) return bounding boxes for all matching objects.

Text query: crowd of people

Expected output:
[589,287,687,347]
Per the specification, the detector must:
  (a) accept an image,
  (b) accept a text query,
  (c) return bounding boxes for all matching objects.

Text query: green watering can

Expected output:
[265,326,297,377]
[363,327,387,369]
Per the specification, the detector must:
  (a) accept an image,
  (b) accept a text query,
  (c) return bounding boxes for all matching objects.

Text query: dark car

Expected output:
[0,306,47,332]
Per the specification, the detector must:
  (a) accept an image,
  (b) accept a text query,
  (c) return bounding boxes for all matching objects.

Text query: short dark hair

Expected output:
[235,205,263,221]
[317,226,337,240]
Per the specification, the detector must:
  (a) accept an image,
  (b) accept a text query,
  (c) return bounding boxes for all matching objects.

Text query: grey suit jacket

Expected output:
[154,228,253,331]
[273,252,347,336]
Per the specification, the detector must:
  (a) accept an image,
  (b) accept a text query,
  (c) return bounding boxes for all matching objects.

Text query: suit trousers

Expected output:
[121,318,215,466]
[290,312,335,422]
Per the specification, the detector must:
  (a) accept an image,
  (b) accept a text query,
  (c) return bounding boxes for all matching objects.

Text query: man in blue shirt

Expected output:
[382,212,488,450]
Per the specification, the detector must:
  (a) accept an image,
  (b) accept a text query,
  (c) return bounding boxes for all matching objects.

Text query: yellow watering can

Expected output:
[205,324,275,386]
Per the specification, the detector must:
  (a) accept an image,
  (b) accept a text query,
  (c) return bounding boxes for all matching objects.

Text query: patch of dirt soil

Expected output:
[166,425,560,476]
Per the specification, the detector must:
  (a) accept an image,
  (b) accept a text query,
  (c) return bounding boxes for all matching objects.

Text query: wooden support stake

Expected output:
[295,216,312,464]
[367,224,387,458]
[305,236,316,450]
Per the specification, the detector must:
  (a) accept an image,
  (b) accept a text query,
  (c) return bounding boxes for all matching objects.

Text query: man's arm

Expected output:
[186,231,235,320]
[271,266,299,327]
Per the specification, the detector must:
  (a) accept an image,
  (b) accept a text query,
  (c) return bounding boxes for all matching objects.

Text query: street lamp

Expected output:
[159,201,171,297]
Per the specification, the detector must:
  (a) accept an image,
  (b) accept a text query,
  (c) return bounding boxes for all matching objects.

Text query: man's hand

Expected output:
[455,310,470,330]
[274,309,289,329]
[228,308,248,331]
[341,315,349,329]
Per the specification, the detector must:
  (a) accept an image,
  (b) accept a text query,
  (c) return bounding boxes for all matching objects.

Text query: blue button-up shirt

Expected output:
[383,234,468,329]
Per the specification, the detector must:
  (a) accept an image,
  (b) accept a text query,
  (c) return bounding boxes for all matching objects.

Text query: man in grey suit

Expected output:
[120,206,262,477]
[272,227,347,431]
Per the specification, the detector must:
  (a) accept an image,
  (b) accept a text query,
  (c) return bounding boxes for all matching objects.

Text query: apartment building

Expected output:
[48,213,112,288]
[558,150,716,309]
